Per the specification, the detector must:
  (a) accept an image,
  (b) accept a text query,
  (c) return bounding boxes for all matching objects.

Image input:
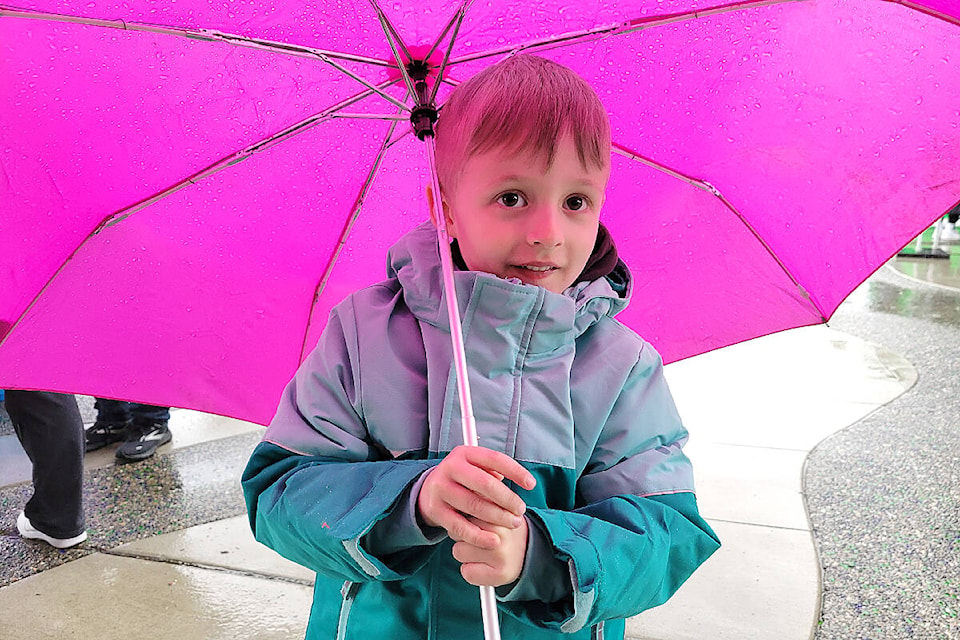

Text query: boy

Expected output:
[242,55,719,640]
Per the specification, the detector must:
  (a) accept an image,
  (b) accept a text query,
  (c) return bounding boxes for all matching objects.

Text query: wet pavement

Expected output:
[806,261,960,640]
[0,249,958,639]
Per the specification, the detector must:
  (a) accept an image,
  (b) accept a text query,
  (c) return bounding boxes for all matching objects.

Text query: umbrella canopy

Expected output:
[1,0,959,426]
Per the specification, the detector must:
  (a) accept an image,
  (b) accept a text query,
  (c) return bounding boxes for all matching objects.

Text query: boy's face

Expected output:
[442,136,610,294]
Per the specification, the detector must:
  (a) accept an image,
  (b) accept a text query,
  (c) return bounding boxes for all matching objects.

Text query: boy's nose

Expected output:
[526,206,563,247]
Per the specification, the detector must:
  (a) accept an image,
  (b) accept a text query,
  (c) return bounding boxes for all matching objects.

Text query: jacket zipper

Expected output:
[591,621,605,640]
[336,581,361,640]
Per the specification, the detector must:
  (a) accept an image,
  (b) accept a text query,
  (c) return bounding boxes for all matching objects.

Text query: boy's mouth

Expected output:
[517,265,557,272]
[512,263,560,281]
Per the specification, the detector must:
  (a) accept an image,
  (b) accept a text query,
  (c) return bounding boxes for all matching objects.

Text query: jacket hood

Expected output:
[385,222,632,339]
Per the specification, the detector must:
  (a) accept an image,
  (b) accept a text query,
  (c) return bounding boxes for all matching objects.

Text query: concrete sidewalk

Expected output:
[0,259,948,639]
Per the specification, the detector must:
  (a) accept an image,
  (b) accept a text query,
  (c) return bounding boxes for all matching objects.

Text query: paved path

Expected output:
[806,265,960,640]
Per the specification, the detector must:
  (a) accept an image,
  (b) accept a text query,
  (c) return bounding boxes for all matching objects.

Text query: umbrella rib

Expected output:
[316,56,410,112]
[0,238,89,354]
[0,80,401,353]
[0,5,395,68]
[448,23,621,65]
[612,144,718,194]
[424,0,474,63]
[385,128,414,150]
[370,0,413,63]
[613,143,823,320]
[301,111,406,362]
[0,80,398,349]
[102,79,399,229]
[447,0,800,65]
[427,1,471,105]
[369,0,418,100]
[0,5,411,114]
[331,113,410,120]
[881,0,960,25]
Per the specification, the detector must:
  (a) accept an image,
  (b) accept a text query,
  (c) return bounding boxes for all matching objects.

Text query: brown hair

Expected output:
[435,55,611,191]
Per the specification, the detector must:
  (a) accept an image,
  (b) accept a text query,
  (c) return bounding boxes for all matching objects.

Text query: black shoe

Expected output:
[115,422,172,462]
[85,420,129,452]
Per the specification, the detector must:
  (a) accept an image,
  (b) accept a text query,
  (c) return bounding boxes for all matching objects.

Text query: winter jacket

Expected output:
[242,222,720,640]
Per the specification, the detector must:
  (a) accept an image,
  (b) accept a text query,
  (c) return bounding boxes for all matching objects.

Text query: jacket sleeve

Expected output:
[241,304,442,582]
[497,341,721,632]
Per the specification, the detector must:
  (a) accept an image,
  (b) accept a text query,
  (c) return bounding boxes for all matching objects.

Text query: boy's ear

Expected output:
[425,186,455,237]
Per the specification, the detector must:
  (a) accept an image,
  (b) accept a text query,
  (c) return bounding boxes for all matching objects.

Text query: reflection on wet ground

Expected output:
[846,263,960,329]
[807,262,960,640]
[893,245,960,290]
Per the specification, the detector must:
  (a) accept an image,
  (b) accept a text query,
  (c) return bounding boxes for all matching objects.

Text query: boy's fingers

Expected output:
[459,446,537,491]
[452,464,527,519]
[444,513,499,549]
[459,561,508,588]
[441,481,524,529]
[452,540,493,565]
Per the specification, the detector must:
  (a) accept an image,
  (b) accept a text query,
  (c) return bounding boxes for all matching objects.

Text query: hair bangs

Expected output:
[435,55,611,191]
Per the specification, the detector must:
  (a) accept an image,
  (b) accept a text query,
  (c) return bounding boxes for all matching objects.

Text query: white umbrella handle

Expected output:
[424,136,502,640]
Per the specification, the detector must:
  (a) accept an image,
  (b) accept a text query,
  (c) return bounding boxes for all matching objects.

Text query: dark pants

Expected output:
[5,391,85,538]
[948,202,960,225]
[94,398,170,426]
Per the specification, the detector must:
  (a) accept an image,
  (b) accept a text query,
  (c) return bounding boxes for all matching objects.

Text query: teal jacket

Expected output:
[242,222,719,640]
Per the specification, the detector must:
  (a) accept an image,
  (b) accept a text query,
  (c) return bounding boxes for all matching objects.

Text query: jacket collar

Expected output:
[385,222,631,339]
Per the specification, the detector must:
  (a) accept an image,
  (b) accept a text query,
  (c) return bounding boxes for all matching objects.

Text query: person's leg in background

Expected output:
[116,403,171,462]
[6,390,86,548]
[942,202,960,242]
[85,397,132,452]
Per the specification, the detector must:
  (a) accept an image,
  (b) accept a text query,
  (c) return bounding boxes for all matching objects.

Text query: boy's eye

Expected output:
[497,192,527,208]
[565,196,587,211]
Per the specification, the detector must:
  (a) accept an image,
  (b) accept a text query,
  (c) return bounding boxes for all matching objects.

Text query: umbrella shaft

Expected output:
[424,136,501,640]
[480,586,502,640]
[424,138,479,446]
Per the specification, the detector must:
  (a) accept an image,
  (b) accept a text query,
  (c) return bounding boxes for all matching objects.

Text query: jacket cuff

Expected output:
[495,516,572,603]
[361,468,447,557]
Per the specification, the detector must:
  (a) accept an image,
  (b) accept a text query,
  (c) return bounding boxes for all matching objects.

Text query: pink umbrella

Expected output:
[2,0,959,430]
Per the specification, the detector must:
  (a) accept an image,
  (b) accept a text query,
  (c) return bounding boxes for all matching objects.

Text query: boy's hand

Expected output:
[453,516,528,587]
[417,445,536,550]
